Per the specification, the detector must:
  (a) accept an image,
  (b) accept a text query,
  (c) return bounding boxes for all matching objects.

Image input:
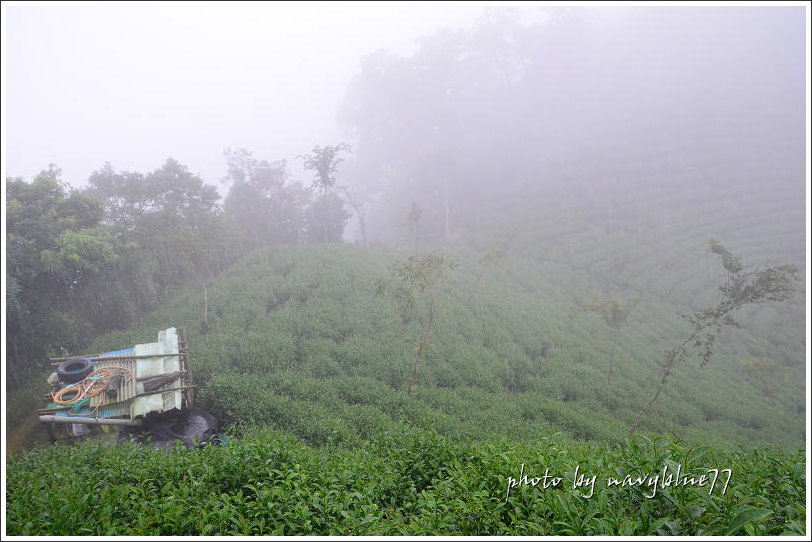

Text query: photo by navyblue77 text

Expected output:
[505,463,732,501]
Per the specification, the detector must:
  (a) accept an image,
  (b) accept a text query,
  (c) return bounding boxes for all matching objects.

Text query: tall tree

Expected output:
[6,166,120,386]
[223,148,310,246]
[88,158,235,300]
[300,143,352,243]
[338,183,368,248]
[339,11,534,242]
[304,192,351,244]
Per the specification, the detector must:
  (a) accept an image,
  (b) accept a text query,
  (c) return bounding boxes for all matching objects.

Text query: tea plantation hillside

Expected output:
[80,240,805,449]
[7,239,807,536]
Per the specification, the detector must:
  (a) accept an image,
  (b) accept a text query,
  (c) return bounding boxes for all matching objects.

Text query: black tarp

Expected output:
[119,407,220,450]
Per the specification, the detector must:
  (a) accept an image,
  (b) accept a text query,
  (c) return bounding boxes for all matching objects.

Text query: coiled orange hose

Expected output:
[51,367,133,415]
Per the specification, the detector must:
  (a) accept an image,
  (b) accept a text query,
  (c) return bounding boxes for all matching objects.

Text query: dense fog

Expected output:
[5,4,808,440]
[336,6,806,255]
[6,6,806,255]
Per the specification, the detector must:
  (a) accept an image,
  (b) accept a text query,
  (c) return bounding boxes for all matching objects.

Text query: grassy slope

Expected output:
[81,236,804,449]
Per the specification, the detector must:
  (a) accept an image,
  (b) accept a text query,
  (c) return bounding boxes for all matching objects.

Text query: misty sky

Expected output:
[2,1,491,188]
[3,2,809,199]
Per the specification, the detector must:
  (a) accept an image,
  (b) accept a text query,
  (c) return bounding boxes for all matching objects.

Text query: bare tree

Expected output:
[573,294,640,407]
[629,239,798,437]
[378,252,458,397]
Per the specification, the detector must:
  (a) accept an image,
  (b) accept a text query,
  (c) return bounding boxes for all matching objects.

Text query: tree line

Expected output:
[5,146,352,388]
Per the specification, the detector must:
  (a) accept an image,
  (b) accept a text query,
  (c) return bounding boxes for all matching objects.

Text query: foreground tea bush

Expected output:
[6,431,804,536]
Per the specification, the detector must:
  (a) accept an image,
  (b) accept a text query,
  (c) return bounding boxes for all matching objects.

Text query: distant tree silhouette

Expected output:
[573,294,639,407]
[300,143,352,243]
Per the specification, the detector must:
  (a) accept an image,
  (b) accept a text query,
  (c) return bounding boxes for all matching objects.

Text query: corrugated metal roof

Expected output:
[51,401,130,419]
[87,357,139,412]
[98,348,134,357]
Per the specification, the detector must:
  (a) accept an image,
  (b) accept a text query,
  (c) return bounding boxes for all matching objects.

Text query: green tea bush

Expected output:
[7,431,804,536]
